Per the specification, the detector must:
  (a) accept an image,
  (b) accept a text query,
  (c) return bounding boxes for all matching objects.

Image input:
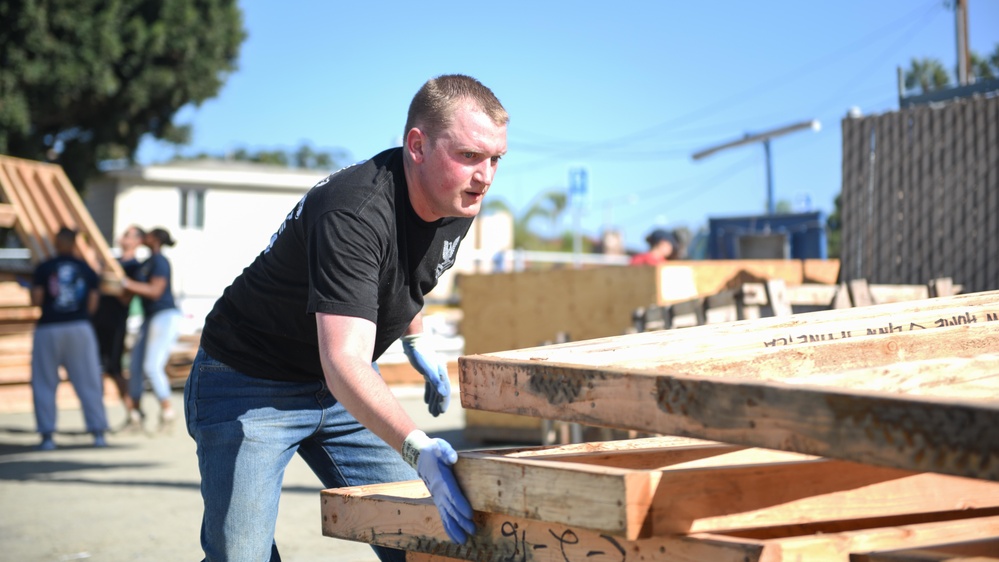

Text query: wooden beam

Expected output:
[849,279,876,307]
[49,163,124,280]
[322,481,999,561]
[320,481,770,562]
[0,307,40,322]
[475,436,732,468]
[460,324,999,480]
[649,453,999,535]
[764,514,999,561]
[852,537,999,561]
[0,159,50,259]
[616,320,999,384]
[481,291,999,368]
[831,282,853,309]
[765,279,793,316]
[453,439,999,538]
[0,203,16,228]
[869,284,931,304]
[454,452,653,539]
[741,283,930,308]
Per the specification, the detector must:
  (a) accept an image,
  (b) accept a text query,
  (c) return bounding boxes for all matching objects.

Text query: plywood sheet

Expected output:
[460,291,999,480]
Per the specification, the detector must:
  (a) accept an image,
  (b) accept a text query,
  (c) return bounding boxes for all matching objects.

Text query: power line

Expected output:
[504,0,943,174]
[806,4,943,117]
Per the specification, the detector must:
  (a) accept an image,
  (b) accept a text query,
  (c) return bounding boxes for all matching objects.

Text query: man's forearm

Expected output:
[320,355,417,452]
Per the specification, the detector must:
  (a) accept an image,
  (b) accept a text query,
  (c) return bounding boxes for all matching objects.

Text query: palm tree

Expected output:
[482,189,570,250]
[904,58,951,94]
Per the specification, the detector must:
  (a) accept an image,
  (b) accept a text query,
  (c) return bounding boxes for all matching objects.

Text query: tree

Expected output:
[902,44,999,95]
[970,49,997,81]
[173,143,348,171]
[0,0,246,191]
[903,58,951,94]
[483,189,572,251]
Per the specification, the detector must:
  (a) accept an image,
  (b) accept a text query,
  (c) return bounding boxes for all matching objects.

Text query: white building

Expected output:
[85,159,513,336]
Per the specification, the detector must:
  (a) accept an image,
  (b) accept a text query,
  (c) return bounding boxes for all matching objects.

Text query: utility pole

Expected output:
[955,0,971,85]
[569,167,588,268]
[691,120,820,216]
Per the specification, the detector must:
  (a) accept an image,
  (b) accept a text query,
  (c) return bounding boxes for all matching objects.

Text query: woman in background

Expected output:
[91,225,145,417]
[121,227,181,431]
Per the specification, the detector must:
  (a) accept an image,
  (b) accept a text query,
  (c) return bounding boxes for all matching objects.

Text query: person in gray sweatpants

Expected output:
[30,227,108,450]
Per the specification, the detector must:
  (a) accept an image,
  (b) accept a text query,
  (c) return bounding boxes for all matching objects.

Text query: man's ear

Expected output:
[405,128,426,163]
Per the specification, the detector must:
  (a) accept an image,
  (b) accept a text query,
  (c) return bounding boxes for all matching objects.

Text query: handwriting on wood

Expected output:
[762,309,997,347]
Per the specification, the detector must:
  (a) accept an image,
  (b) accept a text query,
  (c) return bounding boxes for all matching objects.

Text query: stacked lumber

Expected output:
[634,278,960,332]
[322,290,999,561]
[0,279,37,385]
[0,154,124,411]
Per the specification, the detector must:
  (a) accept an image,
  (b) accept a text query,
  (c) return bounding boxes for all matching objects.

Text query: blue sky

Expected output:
[137,0,999,252]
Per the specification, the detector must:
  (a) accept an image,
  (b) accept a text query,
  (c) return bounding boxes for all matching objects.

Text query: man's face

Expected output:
[409,102,507,222]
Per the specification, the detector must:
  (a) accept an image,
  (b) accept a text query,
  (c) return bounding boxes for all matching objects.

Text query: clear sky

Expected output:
[137,0,999,252]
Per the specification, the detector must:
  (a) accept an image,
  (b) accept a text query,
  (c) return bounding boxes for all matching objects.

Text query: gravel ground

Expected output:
[0,384,478,562]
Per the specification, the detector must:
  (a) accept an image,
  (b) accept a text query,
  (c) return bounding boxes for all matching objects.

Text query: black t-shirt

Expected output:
[32,256,99,325]
[93,257,142,325]
[200,148,473,382]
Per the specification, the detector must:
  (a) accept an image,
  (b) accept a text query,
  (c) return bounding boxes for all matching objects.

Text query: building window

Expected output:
[180,188,205,229]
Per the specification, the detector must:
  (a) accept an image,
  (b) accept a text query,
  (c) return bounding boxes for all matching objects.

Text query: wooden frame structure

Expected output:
[0,154,122,282]
[323,290,999,560]
[0,154,124,397]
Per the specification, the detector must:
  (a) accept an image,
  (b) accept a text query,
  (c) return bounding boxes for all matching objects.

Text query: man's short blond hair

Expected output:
[405,74,508,141]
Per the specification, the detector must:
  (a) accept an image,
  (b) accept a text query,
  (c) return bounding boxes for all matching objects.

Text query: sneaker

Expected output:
[93,432,107,448]
[122,410,144,433]
[159,408,177,432]
[37,436,56,451]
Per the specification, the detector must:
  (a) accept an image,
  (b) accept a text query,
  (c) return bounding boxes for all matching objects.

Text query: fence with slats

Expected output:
[840,95,999,295]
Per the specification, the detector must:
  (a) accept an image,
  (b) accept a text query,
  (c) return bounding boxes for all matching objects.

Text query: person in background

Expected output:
[185,74,508,561]
[30,226,109,449]
[91,225,145,417]
[121,227,181,432]
[630,228,677,266]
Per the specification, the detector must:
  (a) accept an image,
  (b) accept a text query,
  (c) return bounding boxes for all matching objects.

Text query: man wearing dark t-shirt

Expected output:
[186,74,508,562]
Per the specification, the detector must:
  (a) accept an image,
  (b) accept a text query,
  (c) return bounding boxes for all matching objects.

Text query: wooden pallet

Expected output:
[322,290,999,560]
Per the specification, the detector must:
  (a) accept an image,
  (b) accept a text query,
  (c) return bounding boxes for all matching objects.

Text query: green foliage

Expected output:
[903,44,999,96]
[483,189,575,251]
[172,143,347,171]
[0,0,246,189]
[970,49,997,81]
[904,57,951,94]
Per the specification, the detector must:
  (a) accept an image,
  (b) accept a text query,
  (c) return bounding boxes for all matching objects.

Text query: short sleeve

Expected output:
[306,210,386,322]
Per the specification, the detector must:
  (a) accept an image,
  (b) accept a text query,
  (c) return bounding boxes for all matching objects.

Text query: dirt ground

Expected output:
[0,384,480,562]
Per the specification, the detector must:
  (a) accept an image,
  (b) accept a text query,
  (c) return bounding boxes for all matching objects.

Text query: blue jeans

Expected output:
[184,348,416,562]
[130,307,182,403]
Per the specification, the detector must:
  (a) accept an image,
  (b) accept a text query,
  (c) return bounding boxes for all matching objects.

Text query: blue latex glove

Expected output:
[403,430,476,544]
[401,334,450,417]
